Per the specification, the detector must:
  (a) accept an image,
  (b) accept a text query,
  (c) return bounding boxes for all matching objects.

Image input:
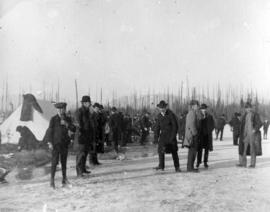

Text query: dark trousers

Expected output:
[140,130,149,145]
[215,128,224,141]
[187,136,198,171]
[76,144,86,175]
[76,143,95,174]
[89,152,99,165]
[233,132,240,145]
[51,145,68,181]
[158,150,180,169]
[187,147,197,171]
[197,148,209,165]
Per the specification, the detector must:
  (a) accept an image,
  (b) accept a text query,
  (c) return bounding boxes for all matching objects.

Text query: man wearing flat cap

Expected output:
[76,96,96,176]
[184,100,200,172]
[154,100,181,172]
[47,102,76,188]
[196,103,215,169]
[237,102,262,168]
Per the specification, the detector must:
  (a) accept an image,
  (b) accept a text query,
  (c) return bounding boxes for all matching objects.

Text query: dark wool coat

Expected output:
[239,111,262,155]
[154,109,178,154]
[199,113,215,151]
[47,114,75,148]
[77,107,95,145]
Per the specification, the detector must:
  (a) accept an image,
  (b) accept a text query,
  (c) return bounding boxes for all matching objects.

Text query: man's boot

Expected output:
[62,169,70,186]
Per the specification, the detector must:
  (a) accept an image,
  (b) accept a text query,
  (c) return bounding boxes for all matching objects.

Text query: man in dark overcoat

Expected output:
[76,96,96,177]
[229,112,241,145]
[154,100,181,172]
[47,102,76,188]
[196,104,215,169]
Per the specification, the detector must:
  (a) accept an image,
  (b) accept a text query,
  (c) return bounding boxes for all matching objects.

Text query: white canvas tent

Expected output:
[0,98,57,144]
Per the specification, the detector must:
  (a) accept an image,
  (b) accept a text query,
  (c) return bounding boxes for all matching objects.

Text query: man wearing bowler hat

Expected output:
[76,96,96,176]
[184,100,200,172]
[196,103,215,169]
[154,100,181,172]
[47,102,76,188]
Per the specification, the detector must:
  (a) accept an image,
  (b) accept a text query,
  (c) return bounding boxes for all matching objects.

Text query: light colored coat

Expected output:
[183,109,199,147]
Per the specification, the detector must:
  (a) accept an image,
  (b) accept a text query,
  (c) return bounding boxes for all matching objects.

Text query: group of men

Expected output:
[47,95,138,188]
[47,96,108,188]
[153,100,215,173]
[153,99,264,173]
[47,95,264,188]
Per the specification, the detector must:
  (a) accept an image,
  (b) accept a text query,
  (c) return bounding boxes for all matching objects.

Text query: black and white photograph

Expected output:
[0,0,270,211]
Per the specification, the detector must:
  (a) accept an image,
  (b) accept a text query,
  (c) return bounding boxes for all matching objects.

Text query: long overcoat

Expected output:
[77,107,95,146]
[154,109,178,154]
[183,109,200,148]
[239,111,262,155]
[199,113,215,151]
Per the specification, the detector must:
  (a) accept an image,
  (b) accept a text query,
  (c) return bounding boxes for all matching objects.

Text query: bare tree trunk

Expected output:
[75,79,79,110]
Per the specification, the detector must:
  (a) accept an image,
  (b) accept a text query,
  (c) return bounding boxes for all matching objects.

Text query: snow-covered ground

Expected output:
[1,126,270,212]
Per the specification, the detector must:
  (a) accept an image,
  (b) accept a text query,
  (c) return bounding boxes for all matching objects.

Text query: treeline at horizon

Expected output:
[1,81,270,121]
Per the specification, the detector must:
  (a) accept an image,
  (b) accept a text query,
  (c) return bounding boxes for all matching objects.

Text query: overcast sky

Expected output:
[0,0,270,102]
